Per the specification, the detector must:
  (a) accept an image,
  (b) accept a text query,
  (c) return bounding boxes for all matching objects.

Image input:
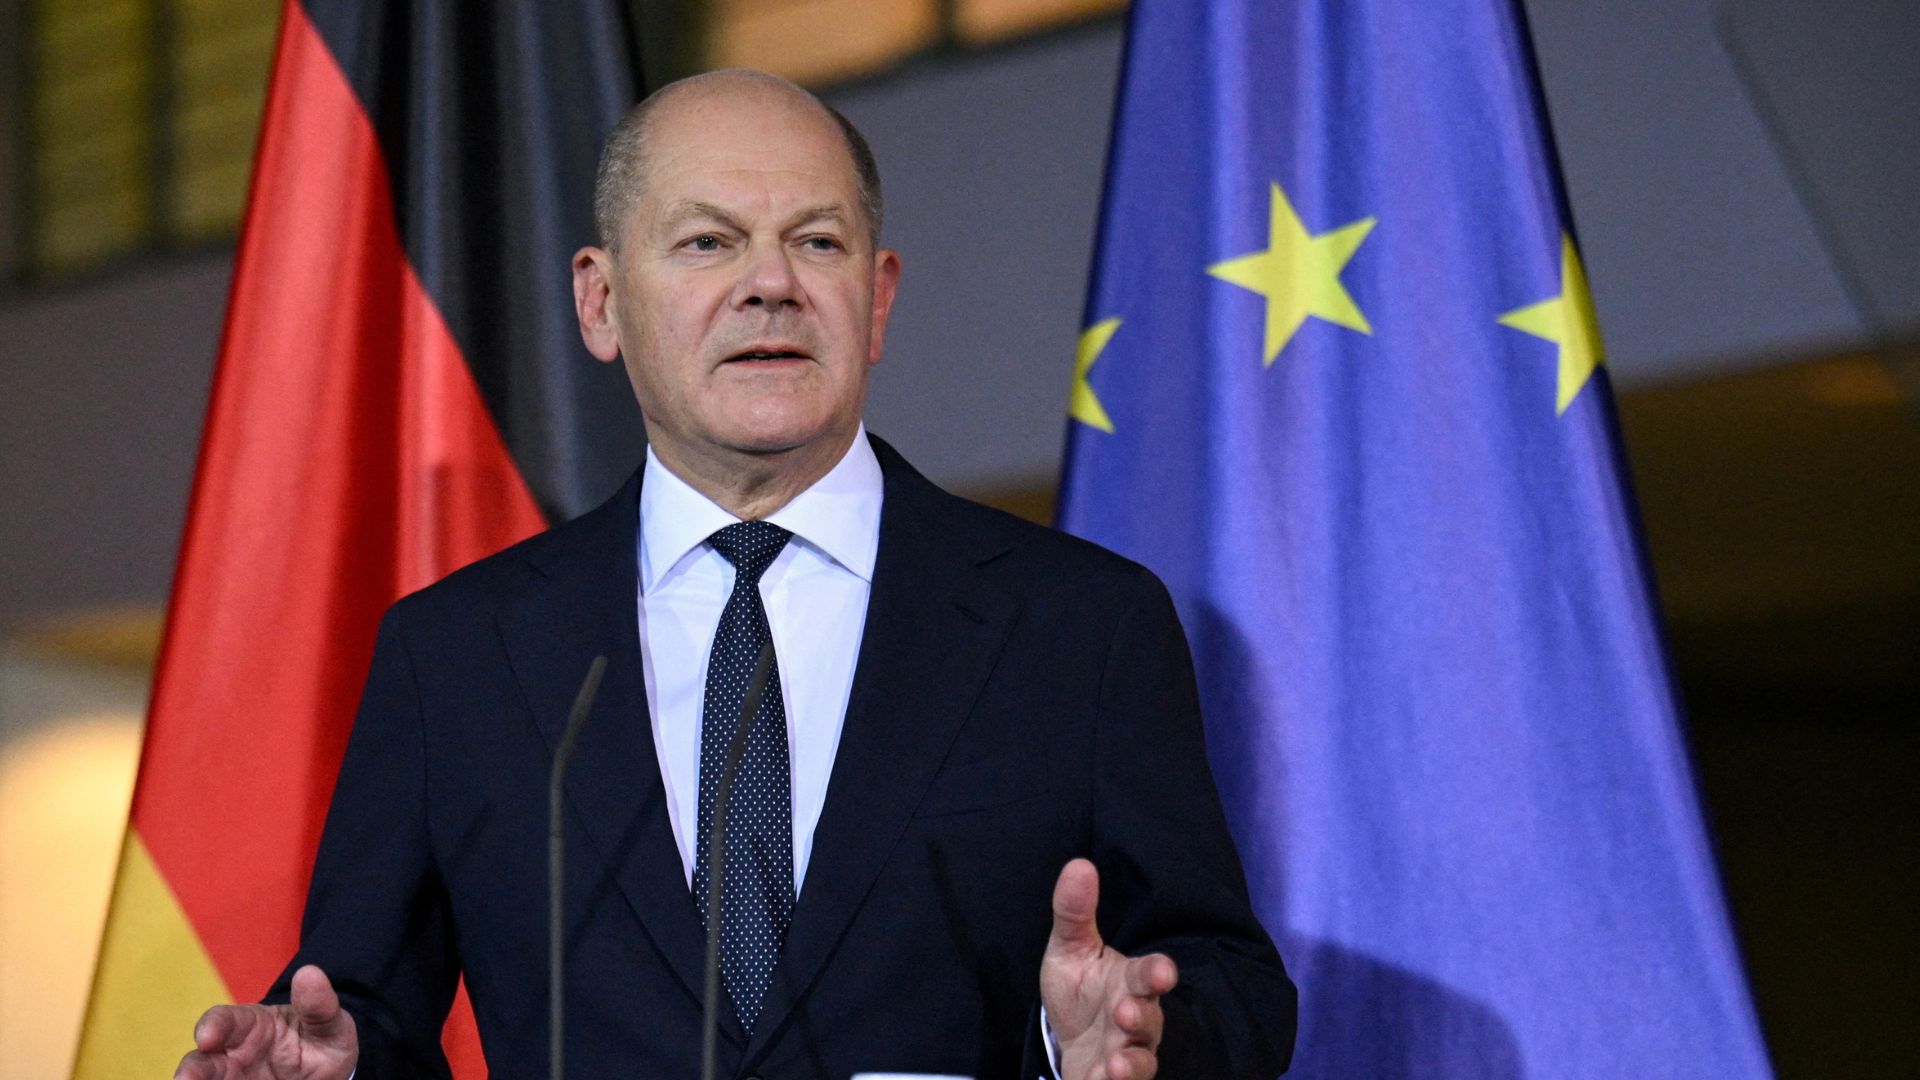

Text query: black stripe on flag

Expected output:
[301,0,649,520]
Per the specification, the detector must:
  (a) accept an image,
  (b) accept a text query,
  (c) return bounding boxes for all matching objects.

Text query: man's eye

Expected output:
[684,235,721,252]
[803,236,842,252]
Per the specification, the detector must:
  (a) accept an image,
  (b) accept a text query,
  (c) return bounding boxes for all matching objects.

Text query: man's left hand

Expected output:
[1040,858,1179,1080]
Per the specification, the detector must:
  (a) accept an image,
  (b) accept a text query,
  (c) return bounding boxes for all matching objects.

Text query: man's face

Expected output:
[574,87,900,476]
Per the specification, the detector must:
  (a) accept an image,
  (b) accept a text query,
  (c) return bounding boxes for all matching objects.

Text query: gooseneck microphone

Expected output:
[701,638,779,1080]
[549,655,608,1080]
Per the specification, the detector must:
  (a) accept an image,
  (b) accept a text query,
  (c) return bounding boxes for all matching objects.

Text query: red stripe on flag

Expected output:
[127,2,544,1072]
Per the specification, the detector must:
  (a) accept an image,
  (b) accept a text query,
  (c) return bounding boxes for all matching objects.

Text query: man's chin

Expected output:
[699,416,857,459]
[727,427,852,459]
[642,408,862,475]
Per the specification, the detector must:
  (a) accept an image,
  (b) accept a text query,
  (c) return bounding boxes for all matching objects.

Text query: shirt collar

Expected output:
[639,424,884,592]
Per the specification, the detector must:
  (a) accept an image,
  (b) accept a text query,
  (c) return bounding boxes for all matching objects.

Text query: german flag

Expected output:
[73,2,642,1075]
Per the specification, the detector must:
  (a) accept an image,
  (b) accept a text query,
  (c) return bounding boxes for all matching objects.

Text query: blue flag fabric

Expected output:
[1057,1,1773,1075]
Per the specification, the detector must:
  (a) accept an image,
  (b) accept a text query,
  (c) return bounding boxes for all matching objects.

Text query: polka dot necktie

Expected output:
[693,520,795,1035]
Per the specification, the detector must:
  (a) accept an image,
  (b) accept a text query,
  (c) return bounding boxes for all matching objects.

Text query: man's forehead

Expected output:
[638,101,862,212]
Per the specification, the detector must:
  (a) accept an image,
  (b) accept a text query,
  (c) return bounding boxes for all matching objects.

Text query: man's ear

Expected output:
[866,247,902,366]
[572,247,622,363]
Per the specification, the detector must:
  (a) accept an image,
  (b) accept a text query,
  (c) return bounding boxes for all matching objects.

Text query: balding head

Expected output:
[593,69,884,253]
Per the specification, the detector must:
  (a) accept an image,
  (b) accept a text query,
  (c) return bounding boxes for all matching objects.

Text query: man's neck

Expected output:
[647,428,860,520]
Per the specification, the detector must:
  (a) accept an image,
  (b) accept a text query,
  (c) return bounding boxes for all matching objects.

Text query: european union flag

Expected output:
[1057,1,1774,1074]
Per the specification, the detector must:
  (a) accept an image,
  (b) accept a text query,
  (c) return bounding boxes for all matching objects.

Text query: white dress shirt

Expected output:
[636,429,1066,1078]
[341,431,1061,1080]
[636,427,881,892]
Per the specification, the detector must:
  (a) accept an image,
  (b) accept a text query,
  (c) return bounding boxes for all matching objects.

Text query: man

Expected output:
[178,70,1295,1079]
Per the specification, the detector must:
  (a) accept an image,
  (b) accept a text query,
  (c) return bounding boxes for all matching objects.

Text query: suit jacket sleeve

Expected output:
[1021,568,1298,1078]
[263,606,457,1080]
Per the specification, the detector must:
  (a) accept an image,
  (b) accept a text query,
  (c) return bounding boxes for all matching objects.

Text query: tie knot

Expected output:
[708,521,792,582]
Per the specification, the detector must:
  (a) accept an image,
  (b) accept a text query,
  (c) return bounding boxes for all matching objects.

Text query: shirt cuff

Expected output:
[1038,1004,1064,1080]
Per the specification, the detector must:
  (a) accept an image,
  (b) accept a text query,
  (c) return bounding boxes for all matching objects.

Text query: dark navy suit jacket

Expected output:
[272,436,1295,1078]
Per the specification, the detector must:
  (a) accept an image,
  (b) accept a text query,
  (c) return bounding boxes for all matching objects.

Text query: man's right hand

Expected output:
[174,964,359,1080]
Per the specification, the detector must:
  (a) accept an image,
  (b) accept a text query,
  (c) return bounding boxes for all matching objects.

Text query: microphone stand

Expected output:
[549,655,608,1080]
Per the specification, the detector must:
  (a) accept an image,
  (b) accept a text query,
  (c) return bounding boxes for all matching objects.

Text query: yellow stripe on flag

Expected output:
[72,830,232,1079]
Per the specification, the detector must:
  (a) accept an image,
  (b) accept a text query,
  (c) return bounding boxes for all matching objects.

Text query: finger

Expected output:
[1106,1045,1159,1080]
[1113,995,1164,1044]
[289,964,351,1043]
[1123,952,1178,998]
[193,1004,265,1052]
[1048,858,1102,954]
[173,1050,222,1080]
[191,1005,229,1052]
[1121,991,1159,1045]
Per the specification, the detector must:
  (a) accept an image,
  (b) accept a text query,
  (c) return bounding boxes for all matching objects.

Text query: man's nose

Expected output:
[732,243,803,310]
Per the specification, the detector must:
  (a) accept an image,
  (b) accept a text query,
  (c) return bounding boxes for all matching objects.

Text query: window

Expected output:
[6,0,1124,280]
[20,0,277,277]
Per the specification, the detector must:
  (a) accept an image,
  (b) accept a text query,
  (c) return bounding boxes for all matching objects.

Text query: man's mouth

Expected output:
[724,347,810,363]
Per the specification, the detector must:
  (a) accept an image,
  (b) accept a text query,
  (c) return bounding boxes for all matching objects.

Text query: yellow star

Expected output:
[1206,182,1376,366]
[1497,234,1607,415]
[1070,317,1121,433]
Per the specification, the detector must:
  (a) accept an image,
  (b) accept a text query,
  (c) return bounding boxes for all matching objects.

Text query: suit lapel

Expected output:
[748,441,1019,1058]
[500,470,748,1047]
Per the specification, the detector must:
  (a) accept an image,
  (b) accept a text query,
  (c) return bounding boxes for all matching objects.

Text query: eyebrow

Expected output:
[787,206,849,229]
[657,201,850,234]
[657,201,744,233]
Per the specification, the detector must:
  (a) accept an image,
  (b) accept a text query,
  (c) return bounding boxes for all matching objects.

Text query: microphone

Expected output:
[549,654,608,1080]
[701,638,779,1080]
